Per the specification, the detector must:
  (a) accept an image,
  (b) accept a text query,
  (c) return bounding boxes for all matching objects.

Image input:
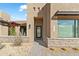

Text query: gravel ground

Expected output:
[0,43,32,56]
[1,41,79,56]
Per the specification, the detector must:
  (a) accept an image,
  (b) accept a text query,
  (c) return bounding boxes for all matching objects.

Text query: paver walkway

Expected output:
[29,40,52,56]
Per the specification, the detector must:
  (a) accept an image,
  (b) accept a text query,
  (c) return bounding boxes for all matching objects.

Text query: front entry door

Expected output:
[36,26,42,38]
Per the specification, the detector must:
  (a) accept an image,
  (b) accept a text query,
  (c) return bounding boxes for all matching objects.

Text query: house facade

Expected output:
[0,12,10,36]
[0,12,27,36]
[15,21,27,36]
[0,12,27,43]
[27,3,79,47]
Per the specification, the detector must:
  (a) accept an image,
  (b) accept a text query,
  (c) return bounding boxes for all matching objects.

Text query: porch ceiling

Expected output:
[0,20,9,26]
[0,20,20,27]
[52,11,79,20]
[34,17,43,20]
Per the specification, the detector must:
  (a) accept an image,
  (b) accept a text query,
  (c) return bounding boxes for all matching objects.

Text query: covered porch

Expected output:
[0,19,27,36]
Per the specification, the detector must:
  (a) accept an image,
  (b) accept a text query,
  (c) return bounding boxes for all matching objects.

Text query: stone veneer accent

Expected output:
[48,38,79,48]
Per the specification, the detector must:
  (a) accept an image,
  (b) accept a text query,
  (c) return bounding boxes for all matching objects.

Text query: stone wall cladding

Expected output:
[48,38,79,48]
[0,36,30,43]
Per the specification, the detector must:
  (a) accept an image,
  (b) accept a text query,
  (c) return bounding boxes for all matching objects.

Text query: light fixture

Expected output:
[38,7,40,11]
[33,7,36,11]
[29,24,31,29]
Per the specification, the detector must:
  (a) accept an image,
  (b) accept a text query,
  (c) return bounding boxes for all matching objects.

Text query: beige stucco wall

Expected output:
[27,3,45,42]
[48,3,79,47]
[38,3,50,45]
[1,26,8,35]
[15,26,20,36]
[27,3,51,46]
[0,12,10,36]
[27,3,79,47]
[50,3,79,39]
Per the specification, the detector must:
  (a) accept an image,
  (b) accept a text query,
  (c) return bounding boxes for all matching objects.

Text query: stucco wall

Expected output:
[1,26,8,35]
[27,3,79,47]
[50,3,79,39]
[38,3,50,45]
[48,3,79,47]
[0,12,10,36]
[27,3,45,42]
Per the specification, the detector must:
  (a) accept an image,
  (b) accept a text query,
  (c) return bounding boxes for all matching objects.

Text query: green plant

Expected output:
[10,27,16,35]
[10,22,17,36]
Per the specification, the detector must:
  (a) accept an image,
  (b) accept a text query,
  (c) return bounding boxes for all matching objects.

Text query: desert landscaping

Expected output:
[0,43,32,56]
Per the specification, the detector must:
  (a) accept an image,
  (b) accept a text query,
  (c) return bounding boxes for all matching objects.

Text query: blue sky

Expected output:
[0,3,27,21]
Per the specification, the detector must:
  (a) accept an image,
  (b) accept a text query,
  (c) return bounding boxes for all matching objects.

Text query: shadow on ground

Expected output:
[34,39,47,47]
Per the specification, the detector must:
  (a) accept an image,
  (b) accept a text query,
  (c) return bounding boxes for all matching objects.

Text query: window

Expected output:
[20,26,26,36]
[58,20,79,38]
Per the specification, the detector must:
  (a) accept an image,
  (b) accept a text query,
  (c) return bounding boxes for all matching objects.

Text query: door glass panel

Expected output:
[36,27,41,38]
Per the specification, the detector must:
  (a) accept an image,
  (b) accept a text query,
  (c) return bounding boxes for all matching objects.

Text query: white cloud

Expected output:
[11,16,16,21]
[25,14,27,17]
[11,16,15,19]
[19,5,27,12]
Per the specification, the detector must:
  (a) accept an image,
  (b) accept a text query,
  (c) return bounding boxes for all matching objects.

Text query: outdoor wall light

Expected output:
[33,7,36,11]
[38,7,40,11]
[29,24,31,29]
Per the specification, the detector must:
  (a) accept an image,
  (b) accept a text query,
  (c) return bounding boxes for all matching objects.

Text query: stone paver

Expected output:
[29,41,52,56]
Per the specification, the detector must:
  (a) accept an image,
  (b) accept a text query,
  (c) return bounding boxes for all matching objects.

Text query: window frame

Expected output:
[57,19,79,38]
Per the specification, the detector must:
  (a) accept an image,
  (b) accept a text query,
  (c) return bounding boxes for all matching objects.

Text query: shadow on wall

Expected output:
[35,39,47,47]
